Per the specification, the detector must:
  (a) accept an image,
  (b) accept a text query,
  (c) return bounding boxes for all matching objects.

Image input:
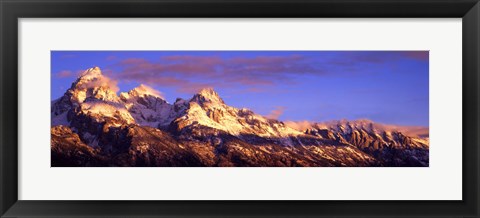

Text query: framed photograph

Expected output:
[1,0,479,217]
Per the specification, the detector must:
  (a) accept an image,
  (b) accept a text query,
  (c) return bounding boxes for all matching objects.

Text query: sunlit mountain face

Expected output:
[51,67,429,167]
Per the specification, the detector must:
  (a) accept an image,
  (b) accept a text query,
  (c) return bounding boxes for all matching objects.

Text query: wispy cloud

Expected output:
[55,70,74,78]
[55,69,88,79]
[328,51,428,66]
[103,51,428,94]
[134,84,165,99]
[284,120,314,131]
[402,51,429,61]
[265,106,286,120]
[110,54,321,93]
[75,69,120,93]
[106,55,117,61]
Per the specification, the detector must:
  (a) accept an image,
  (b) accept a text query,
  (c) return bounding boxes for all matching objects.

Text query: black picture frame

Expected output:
[1,0,479,217]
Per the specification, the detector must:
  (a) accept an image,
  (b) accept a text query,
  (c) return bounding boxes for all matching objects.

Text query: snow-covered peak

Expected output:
[310,119,428,139]
[68,67,120,103]
[313,119,378,134]
[174,88,302,138]
[128,84,164,99]
[79,66,103,80]
[191,88,224,105]
[79,100,135,126]
[198,87,217,96]
[118,85,178,128]
[120,84,167,106]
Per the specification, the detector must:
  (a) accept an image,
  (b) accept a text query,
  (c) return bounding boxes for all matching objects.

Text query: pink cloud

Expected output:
[77,74,120,93]
[229,55,302,65]
[134,84,165,99]
[106,55,117,61]
[402,51,429,61]
[63,51,428,94]
[118,56,221,77]
[161,55,222,66]
[224,55,317,76]
[177,84,213,94]
[265,106,286,120]
[55,70,73,78]
[284,120,314,131]
[328,51,429,69]
[72,68,120,92]
[108,52,425,94]
[111,54,317,93]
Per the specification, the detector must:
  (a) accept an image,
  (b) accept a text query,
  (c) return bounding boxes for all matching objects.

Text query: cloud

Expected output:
[265,106,286,120]
[111,54,319,93]
[330,51,428,66]
[55,70,74,78]
[55,69,89,79]
[118,56,221,77]
[177,83,213,94]
[106,55,117,61]
[401,51,429,61]
[135,84,165,98]
[321,51,429,76]
[77,75,120,93]
[284,120,314,131]
[105,51,428,94]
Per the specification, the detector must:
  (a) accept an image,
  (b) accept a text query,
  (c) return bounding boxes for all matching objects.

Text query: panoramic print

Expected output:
[51,51,429,167]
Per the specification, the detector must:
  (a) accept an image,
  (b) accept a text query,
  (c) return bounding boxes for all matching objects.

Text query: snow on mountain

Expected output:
[51,67,430,167]
[287,119,429,139]
[51,68,305,148]
[51,68,301,137]
[51,98,70,126]
[70,66,120,104]
[190,88,225,105]
[120,85,177,127]
[52,67,426,143]
[173,88,302,139]
[51,67,134,126]
[120,84,165,100]
[297,119,429,151]
[80,100,135,126]
[312,119,430,146]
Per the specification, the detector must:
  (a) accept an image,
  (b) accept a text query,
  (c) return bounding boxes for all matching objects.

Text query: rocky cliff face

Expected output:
[303,120,429,166]
[51,67,429,167]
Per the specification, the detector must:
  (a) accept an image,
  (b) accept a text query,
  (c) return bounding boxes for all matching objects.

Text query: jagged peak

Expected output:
[79,66,102,80]
[128,84,164,99]
[320,118,371,126]
[67,67,120,103]
[349,119,374,124]
[191,87,224,104]
[320,119,375,132]
[198,87,218,96]
[72,66,117,91]
[333,119,375,127]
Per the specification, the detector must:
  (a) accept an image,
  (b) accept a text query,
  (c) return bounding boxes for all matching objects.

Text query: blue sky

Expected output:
[51,51,429,126]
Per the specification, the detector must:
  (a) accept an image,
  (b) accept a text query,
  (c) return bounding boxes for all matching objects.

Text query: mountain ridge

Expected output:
[51,67,429,167]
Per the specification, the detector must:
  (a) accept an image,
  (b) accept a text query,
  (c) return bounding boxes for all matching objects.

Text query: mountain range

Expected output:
[51,67,429,167]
